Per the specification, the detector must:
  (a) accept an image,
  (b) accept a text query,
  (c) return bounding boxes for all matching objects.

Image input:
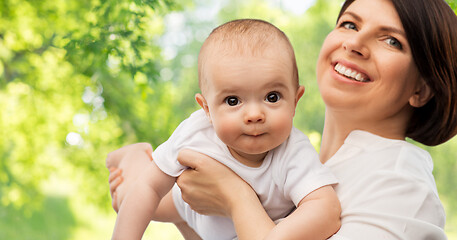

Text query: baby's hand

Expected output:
[108,167,123,212]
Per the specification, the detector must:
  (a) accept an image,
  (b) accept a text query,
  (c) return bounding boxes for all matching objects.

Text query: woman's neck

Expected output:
[319,111,351,164]
[319,108,409,164]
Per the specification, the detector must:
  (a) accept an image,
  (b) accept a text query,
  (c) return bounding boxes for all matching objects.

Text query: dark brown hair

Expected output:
[338,0,457,146]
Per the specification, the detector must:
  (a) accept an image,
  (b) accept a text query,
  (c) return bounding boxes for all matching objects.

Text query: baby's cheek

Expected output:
[271,116,293,138]
[213,120,238,143]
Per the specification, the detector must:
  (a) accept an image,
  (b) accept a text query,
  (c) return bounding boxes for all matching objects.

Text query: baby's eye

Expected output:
[225,96,240,106]
[265,92,281,103]
[384,37,403,50]
[341,21,357,31]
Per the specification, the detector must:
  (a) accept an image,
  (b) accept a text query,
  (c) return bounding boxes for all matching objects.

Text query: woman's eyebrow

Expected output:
[341,11,362,22]
[379,26,406,37]
[342,11,406,37]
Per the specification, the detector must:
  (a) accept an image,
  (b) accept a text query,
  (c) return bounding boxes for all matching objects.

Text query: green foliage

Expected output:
[426,138,457,219]
[0,0,188,214]
[0,196,76,239]
[447,0,457,13]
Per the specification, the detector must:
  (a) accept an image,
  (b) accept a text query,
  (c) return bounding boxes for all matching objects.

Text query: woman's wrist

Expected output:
[227,180,275,240]
[225,181,257,217]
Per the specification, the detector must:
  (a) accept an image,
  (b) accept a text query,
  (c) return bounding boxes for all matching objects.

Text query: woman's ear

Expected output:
[195,93,212,122]
[409,80,434,108]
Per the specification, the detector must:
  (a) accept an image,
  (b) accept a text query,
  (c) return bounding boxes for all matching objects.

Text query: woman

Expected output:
[107,0,457,239]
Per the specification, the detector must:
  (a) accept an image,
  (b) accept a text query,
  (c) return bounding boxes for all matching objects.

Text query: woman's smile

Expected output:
[334,62,370,82]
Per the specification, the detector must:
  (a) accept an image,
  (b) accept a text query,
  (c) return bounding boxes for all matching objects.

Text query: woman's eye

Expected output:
[385,37,403,49]
[265,92,280,103]
[341,21,357,31]
[225,96,240,106]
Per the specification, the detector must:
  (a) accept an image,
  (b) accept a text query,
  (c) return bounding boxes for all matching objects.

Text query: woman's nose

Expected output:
[342,33,370,58]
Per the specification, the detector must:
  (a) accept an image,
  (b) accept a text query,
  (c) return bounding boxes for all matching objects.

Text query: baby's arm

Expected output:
[178,150,341,240]
[265,185,341,239]
[112,160,176,240]
[230,185,340,240]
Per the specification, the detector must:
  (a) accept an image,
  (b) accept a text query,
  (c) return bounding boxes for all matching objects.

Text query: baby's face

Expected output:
[200,52,303,167]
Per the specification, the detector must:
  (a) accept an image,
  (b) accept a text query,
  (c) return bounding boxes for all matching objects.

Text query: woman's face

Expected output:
[316,0,423,125]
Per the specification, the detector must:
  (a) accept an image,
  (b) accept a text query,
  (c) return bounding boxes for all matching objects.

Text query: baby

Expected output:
[112,19,340,240]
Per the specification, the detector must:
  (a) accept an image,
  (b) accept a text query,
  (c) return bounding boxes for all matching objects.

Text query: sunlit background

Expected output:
[1,0,456,239]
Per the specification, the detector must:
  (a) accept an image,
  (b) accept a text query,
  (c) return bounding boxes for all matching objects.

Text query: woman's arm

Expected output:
[177,149,341,240]
[174,222,203,240]
[177,149,276,239]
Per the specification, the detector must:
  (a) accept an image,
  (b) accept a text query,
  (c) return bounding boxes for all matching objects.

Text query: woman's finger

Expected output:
[112,191,119,212]
[109,176,123,194]
[177,149,214,170]
[108,168,122,183]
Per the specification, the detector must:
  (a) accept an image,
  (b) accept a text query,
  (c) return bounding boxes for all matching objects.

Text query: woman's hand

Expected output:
[177,149,276,240]
[106,143,153,212]
[108,167,123,212]
[176,149,252,217]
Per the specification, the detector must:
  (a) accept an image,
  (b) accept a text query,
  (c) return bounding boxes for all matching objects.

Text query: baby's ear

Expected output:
[195,93,212,122]
[295,85,305,105]
[409,79,433,108]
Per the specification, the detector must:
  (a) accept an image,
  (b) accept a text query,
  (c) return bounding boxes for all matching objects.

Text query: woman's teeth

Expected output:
[334,63,369,82]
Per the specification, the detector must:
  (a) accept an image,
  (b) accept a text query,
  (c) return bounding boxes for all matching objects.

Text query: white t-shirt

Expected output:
[326,130,447,240]
[152,109,338,240]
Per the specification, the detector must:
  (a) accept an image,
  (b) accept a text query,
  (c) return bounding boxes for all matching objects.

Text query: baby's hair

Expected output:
[198,19,299,93]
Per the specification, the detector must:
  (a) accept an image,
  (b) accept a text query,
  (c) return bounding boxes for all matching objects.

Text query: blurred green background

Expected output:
[1,0,456,239]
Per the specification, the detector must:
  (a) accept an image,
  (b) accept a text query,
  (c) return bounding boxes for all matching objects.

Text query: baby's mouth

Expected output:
[245,133,265,137]
[334,63,370,82]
